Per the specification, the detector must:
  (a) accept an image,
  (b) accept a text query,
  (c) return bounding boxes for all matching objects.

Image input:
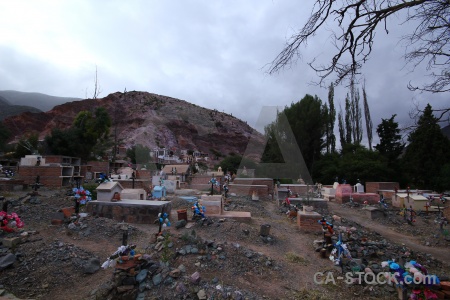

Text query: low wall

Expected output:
[279,184,308,195]
[232,178,274,194]
[114,180,151,191]
[297,211,322,231]
[335,184,352,203]
[284,198,328,210]
[366,182,399,194]
[378,190,396,201]
[86,200,171,224]
[200,195,222,215]
[363,207,385,220]
[342,193,380,205]
[189,175,224,186]
[228,184,269,198]
[0,179,27,191]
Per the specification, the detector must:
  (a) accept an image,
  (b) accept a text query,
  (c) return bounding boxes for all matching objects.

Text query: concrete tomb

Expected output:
[121,188,146,200]
[96,182,124,202]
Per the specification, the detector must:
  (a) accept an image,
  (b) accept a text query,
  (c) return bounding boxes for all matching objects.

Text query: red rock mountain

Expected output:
[3,91,265,159]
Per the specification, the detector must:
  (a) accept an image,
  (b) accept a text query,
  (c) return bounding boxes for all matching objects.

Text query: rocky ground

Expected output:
[0,187,449,300]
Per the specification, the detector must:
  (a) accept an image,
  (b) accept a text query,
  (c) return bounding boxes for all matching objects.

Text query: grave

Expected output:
[283,197,328,210]
[351,193,379,205]
[394,193,429,210]
[335,184,353,203]
[86,200,171,224]
[152,186,166,199]
[335,184,379,204]
[363,206,385,220]
[322,185,336,201]
[199,194,251,222]
[162,180,177,193]
[121,188,146,200]
[297,210,322,231]
[96,182,124,202]
[229,183,269,198]
[354,183,364,193]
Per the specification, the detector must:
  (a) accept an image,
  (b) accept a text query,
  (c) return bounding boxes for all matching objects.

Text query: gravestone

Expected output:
[163,180,177,193]
[354,183,364,193]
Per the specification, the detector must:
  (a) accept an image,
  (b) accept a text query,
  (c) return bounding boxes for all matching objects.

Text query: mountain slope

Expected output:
[2,91,265,159]
[0,95,42,121]
[0,90,81,112]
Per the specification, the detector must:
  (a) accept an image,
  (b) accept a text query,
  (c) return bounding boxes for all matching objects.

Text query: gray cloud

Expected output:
[0,0,447,147]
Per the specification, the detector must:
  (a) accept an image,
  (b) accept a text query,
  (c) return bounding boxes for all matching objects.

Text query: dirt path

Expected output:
[328,202,450,266]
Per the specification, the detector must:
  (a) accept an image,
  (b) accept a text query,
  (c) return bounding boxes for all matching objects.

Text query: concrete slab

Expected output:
[86,200,171,224]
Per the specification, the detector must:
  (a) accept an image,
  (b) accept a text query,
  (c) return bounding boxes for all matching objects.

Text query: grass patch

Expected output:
[285,252,308,265]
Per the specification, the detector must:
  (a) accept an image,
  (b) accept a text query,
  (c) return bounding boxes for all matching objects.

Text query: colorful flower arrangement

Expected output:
[0,211,24,233]
[72,186,92,205]
[381,260,440,299]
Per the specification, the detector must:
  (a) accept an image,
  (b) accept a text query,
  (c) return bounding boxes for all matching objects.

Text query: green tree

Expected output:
[218,154,256,175]
[338,108,346,149]
[326,83,336,153]
[375,114,405,164]
[0,121,11,152]
[44,127,80,157]
[287,95,325,172]
[344,95,352,145]
[350,81,363,144]
[339,144,390,184]
[362,85,373,150]
[261,122,283,163]
[313,144,391,185]
[127,144,151,165]
[45,107,112,161]
[402,104,450,189]
[14,133,40,158]
[262,95,326,174]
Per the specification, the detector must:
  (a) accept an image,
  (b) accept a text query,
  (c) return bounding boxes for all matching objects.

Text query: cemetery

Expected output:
[0,153,449,300]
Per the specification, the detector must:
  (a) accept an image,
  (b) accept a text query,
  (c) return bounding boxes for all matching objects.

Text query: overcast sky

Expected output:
[0,0,448,146]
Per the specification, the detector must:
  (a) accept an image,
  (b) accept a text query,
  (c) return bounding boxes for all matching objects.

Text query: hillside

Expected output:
[0,90,81,112]
[0,95,42,121]
[2,91,265,159]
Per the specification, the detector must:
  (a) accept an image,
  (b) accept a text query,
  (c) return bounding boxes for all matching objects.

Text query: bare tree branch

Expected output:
[269,0,450,93]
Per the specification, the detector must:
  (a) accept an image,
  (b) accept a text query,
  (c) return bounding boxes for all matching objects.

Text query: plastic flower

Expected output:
[0,210,24,232]
[72,186,92,205]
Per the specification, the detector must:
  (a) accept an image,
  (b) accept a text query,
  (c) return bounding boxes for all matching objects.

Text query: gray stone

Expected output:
[135,269,148,283]
[233,290,243,300]
[164,276,173,285]
[0,253,16,270]
[117,285,134,293]
[191,247,199,254]
[190,271,201,284]
[197,289,207,299]
[177,264,186,273]
[152,273,162,286]
[175,219,187,229]
[122,276,136,286]
[83,258,100,274]
[169,268,181,278]
[176,282,187,294]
